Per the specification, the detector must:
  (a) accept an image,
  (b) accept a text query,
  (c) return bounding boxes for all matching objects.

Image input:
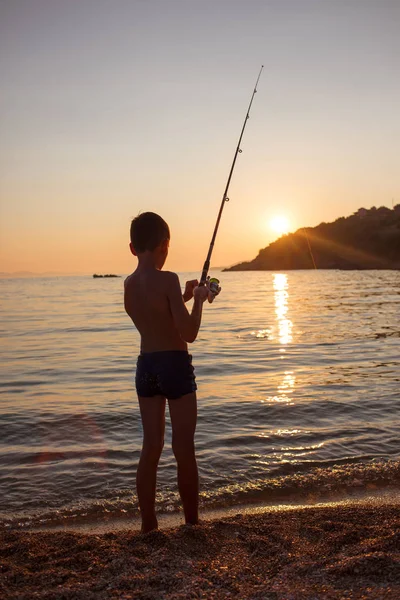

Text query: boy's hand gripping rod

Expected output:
[200,65,264,295]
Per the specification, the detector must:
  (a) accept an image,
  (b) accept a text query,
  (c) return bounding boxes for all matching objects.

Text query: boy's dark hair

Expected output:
[130,212,170,253]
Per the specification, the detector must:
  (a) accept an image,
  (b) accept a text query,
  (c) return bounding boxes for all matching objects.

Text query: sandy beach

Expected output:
[1,501,399,600]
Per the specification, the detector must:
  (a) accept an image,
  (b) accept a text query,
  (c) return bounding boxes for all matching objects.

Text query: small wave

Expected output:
[2,458,399,531]
[374,331,400,339]
[0,380,47,388]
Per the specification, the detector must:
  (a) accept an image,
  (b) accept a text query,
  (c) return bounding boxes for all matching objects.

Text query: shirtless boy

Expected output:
[124,212,216,533]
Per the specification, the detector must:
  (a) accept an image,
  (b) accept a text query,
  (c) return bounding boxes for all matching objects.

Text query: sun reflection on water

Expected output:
[262,275,296,406]
[278,370,296,398]
[273,273,293,345]
[250,328,270,338]
[262,370,296,405]
[273,275,294,403]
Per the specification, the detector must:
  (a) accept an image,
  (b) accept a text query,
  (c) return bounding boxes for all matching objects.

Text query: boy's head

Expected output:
[130,212,170,265]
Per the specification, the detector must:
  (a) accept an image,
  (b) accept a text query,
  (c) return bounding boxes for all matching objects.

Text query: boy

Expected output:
[124,212,216,533]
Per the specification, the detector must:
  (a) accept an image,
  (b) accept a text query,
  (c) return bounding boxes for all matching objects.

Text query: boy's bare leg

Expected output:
[137,395,166,533]
[168,392,199,525]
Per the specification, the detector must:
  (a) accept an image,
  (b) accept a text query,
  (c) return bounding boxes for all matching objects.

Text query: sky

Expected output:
[1,0,399,274]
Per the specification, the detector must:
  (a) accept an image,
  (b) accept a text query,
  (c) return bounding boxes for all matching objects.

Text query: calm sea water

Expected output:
[1,270,399,529]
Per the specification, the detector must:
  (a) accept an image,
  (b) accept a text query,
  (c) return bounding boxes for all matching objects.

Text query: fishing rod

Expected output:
[200,65,264,294]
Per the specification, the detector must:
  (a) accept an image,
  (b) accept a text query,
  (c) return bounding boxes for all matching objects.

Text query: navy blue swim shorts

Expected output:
[135,350,197,400]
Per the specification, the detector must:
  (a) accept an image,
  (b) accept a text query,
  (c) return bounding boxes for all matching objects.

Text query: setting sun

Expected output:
[270,216,290,236]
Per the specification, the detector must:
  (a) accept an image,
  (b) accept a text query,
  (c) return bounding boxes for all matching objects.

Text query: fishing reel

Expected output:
[206,276,221,297]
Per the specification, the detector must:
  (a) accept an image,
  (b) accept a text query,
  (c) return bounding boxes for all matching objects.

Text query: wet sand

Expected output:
[1,502,399,599]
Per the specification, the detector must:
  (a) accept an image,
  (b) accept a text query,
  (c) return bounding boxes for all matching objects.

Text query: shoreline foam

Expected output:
[15,486,398,535]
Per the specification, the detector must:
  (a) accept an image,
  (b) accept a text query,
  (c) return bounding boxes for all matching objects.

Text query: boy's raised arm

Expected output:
[166,273,207,343]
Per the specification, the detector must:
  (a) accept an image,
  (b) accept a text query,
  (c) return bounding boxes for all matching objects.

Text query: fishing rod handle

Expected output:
[199,260,210,286]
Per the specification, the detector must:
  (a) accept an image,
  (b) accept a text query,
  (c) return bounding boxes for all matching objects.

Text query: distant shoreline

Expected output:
[1,266,399,280]
[0,272,91,278]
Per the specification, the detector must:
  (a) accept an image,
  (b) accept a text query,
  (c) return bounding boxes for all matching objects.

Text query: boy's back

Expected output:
[124,269,187,353]
[125,211,216,533]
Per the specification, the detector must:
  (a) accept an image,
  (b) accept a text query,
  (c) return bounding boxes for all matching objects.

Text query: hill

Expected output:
[224,206,400,271]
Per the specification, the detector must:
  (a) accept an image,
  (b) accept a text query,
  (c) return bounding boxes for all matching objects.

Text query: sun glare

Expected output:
[270,215,290,236]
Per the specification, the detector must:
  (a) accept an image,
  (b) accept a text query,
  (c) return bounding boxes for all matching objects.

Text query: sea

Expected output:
[1,270,399,530]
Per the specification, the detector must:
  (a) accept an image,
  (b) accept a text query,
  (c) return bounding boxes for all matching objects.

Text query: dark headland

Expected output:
[224,205,400,271]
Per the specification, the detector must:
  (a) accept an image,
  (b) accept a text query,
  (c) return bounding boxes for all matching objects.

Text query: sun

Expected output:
[270,215,290,236]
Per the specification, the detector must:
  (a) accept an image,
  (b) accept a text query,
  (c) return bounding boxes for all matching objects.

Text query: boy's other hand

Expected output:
[183,280,199,302]
[206,287,220,303]
[193,284,211,304]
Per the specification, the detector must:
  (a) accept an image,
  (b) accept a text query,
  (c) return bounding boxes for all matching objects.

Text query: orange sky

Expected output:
[1,0,399,274]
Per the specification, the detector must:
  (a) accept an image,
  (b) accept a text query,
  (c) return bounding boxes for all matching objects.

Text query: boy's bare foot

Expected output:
[141,518,158,534]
